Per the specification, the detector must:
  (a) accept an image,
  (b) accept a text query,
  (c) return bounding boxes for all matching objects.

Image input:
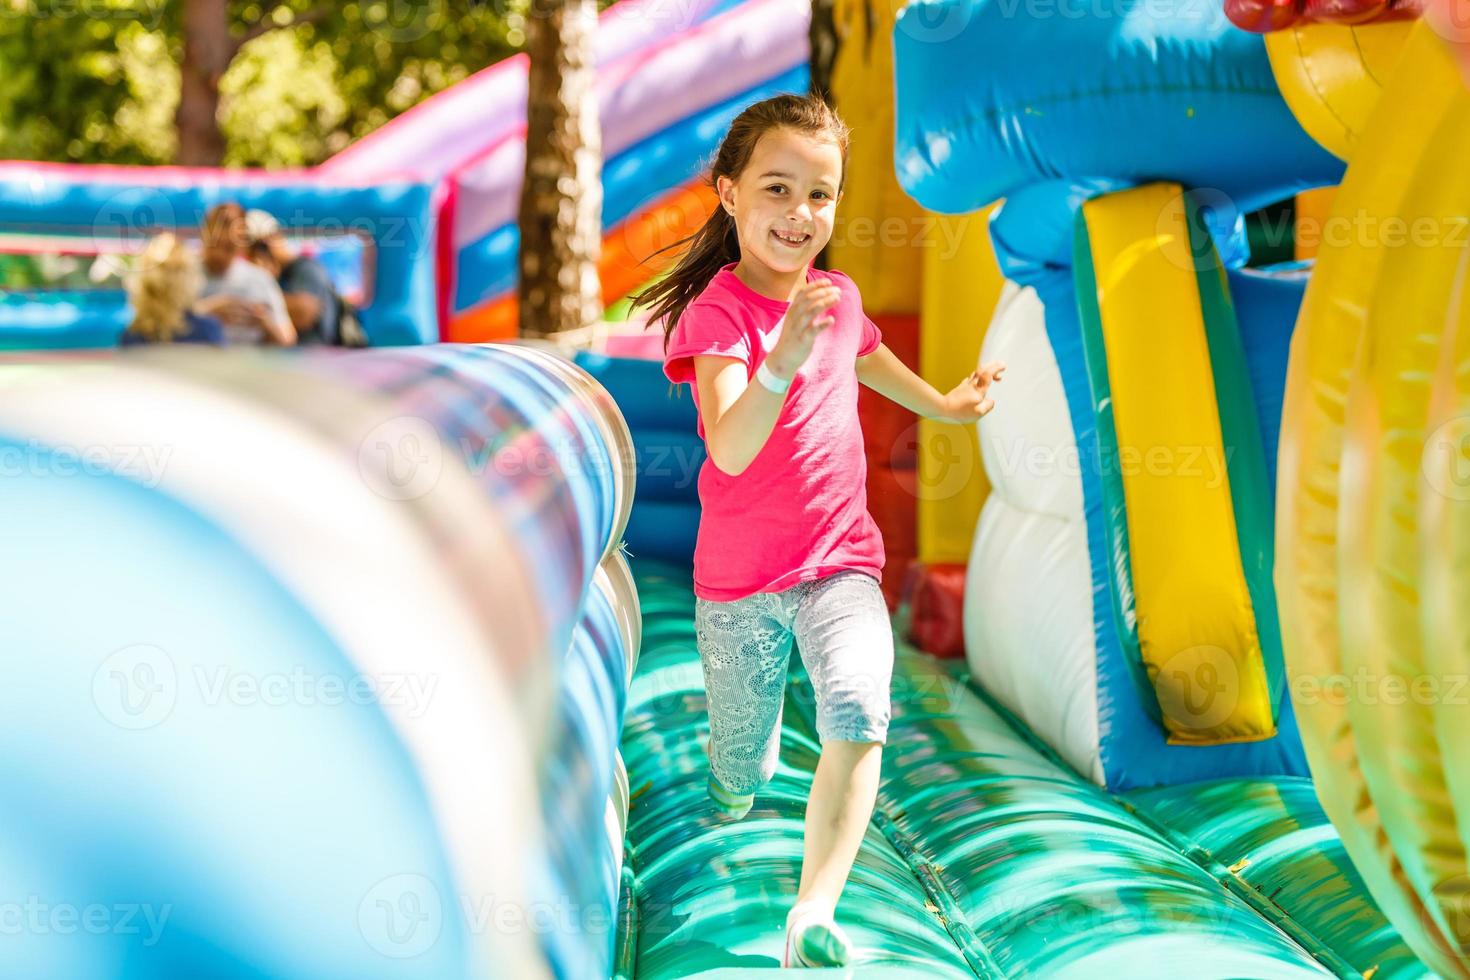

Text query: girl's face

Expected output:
[717,127,843,277]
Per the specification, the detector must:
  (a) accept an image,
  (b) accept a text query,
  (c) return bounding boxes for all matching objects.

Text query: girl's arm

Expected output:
[691,280,843,476]
[856,343,1004,423]
[692,354,788,476]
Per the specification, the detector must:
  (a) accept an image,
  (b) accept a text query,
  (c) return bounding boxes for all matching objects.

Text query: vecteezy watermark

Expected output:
[359,874,444,959]
[359,0,447,43]
[358,875,618,958]
[0,897,172,947]
[1154,644,1239,732]
[989,0,1226,22]
[93,644,179,731]
[359,416,445,501]
[988,439,1235,489]
[597,0,717,32]
[244,212,430,255]
[460,892,615,939]
[827,214,980,259]
[967,885,1242,941]
[1422,414,1470,502]
[1295,213,1470,255]
[0,439,172,489]
[894,0,1225,44]
[192,665,440,717]
[1418,873,1470,960]
[359,415,670,500]
[892,423,980,502]
[92,646,440,730]
[90,187,177,251]
[7,0,168,28]
[1290,668,1470,708]
[1217,194,1470,260]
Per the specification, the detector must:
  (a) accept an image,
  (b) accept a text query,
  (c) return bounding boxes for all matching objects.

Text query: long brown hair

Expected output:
[631,93,850,350]
[125,233,204,343]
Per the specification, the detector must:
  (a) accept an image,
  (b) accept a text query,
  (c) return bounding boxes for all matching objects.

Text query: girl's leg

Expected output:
[783,572,893,964]
[694,593,793,816]
[796,738,883,911]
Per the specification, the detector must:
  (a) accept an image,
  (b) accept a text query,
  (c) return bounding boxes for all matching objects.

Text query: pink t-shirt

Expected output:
[663,262,885,601]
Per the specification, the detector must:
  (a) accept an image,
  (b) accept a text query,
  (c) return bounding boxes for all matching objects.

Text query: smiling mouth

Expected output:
[771,229,811,247]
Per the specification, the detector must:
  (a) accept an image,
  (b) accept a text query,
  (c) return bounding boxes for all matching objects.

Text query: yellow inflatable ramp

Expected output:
[1073,182,1281,746]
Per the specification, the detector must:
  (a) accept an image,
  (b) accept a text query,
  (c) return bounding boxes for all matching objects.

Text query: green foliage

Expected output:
[0,0,530,166]
[0,4,175,163]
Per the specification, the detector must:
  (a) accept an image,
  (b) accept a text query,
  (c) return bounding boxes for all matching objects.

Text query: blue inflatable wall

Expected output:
[0,170,436,348]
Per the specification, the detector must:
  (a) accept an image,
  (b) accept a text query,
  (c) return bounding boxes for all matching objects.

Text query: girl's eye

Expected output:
[767,185,786,195]
[812,191,830,201]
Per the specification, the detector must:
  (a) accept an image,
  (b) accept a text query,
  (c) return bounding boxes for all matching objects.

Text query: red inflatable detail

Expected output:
[905,563,969,658]
[866,462,916,611]
[858,313,921,468]
[1223,0,1423,30]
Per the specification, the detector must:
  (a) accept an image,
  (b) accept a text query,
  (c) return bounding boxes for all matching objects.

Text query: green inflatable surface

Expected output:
[615,562,1427,979]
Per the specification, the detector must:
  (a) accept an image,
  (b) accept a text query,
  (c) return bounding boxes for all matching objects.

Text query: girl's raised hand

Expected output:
[940,359,1006,423]
[766,278,842,380]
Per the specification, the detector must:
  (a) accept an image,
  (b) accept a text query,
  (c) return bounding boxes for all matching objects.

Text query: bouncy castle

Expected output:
[4,0,1470,976]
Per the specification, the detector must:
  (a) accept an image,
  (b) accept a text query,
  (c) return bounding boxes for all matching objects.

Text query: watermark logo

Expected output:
[892,422,980,502]
[1423,414,1470,502]
[1154,644,1238,733]
[361,0,445,43]
[359,874,443,958]
[92,644,178,731]
[0,898,172,946]
[358,416,444,501]
[0,439,173,489]
[90,187,175,251]
[895,0,973,44]
[10,0,167,28]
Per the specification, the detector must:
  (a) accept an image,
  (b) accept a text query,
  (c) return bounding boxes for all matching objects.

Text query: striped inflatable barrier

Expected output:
[0,343,639,978]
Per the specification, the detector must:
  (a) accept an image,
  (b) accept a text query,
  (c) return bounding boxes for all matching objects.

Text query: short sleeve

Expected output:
[662,303,751,385]
[858,312,882,358]
[282,257,339,338]
[243,263,291,333]
[262,274,291,332]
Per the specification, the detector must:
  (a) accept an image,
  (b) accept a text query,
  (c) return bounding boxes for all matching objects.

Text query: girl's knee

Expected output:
[811,670,892,745]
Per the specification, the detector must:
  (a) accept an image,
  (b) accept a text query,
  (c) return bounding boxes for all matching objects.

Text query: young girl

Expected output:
[636,94,1002,968]
[120,233,226,347]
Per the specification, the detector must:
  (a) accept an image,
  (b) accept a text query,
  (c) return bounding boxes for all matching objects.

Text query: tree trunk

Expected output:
[809,0,840,270]
[176,0,232,166]
[518,0,603,337]
[809,0,839,105]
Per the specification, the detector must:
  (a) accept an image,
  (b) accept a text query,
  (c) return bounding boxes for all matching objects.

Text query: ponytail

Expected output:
[631,202,740,352]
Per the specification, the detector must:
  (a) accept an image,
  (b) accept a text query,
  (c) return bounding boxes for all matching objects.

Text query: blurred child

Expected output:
[120,233,226,347]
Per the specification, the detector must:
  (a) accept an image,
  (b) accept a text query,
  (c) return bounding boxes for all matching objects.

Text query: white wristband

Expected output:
[755,360,791,394]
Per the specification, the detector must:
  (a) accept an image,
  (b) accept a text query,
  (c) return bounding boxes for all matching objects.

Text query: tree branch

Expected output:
[232,3,330,54]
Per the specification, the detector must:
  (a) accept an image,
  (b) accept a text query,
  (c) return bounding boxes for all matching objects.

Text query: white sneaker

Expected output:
[707,772,754,820]
[782,904,852,968]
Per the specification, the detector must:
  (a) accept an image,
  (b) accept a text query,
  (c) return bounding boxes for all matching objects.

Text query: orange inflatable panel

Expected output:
[446,181,718,343]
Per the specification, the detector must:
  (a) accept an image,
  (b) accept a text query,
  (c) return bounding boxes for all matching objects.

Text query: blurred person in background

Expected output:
[120,233,226,347]
[245,209,345,346]
[246,210,368,346]
[198,202,296,346]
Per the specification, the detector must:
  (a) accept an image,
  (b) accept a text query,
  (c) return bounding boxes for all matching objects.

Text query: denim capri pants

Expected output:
[693,570,894,796]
